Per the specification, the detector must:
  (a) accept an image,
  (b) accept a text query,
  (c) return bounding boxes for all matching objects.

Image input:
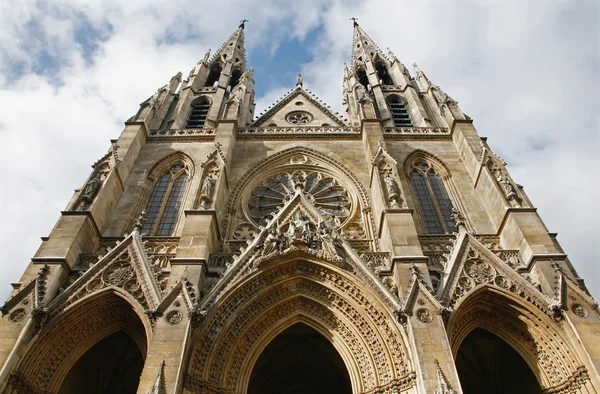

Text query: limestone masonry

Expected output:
[0,21,598,394]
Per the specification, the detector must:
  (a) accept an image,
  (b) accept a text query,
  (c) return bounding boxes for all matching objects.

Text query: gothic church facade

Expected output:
[0,21,598,394]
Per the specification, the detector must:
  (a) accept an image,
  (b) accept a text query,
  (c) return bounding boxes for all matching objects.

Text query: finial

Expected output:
[239,19,249,29]
[350,17,359,27]
[296,73,303,88]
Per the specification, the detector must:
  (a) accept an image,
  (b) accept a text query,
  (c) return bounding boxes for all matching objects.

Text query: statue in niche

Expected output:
[383,174,402,208]
[199,175,215,209]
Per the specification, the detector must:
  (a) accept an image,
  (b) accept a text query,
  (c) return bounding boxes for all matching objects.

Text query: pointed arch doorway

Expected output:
[248,323,352,394]
[455,327,541,394]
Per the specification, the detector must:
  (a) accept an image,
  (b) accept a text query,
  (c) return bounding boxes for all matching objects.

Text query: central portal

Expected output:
[248,323,352,394]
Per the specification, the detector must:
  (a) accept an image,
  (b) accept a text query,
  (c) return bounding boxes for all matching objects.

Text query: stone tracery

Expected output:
[186,259,412,393]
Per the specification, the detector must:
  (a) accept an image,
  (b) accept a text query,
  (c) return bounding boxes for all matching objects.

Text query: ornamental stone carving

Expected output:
[9,308,26,323]
[188,260,411,393]
[166,309,183,325]
[571,303,588,318]
[416,308,433,323]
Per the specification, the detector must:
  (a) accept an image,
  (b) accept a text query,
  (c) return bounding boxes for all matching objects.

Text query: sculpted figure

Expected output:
[296,73,303,87]
[287,210,311,242]
[199,175,215,209]
[201,175,214,198]
[261,227,280,256]
[82,175,101,203]
[318,219,342,260]
[496,172,521,206]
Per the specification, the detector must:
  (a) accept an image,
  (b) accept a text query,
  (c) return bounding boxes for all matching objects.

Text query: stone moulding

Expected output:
[148,128,216,138]
[237,126,362,140]
[383,127,451,139]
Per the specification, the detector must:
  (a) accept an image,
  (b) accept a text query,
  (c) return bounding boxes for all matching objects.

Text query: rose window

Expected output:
[248,171,351,226]
[286,111,313,124]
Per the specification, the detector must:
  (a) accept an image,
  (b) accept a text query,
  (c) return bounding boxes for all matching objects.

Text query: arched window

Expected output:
[375,60,393,85]
[409,162,456,234]
[356,68,369,90]
[205,64,222,87]
[142,164,188,236]
[388,96,412,127]
[228,68,242,91]
[186,98,210,128]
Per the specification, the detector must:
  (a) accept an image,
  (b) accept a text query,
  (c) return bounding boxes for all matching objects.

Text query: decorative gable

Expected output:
[440,232,558,319]
[251,88,347,128]
[46,231,163,321]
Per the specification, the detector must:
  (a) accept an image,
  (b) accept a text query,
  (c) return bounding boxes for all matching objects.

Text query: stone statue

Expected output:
[287,210,311,243]
[81,175,101,204]
[355,84,371,104]
[383,174,401,208]
[496,173,521,207]
[200,175,215,209]
[296,73,303,88]
[261,228,281,256]
[318,219,342,260]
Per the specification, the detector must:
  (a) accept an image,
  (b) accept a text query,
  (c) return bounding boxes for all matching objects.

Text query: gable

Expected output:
[252,88,346,128]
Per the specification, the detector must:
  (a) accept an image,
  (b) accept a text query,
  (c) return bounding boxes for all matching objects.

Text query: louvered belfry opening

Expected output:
[388,97,412,127]
[187,98,210,128]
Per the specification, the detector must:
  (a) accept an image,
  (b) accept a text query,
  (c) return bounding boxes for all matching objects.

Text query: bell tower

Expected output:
[0,20,598,394]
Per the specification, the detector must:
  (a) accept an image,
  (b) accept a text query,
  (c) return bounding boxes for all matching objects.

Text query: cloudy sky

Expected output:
[0,0,598,301]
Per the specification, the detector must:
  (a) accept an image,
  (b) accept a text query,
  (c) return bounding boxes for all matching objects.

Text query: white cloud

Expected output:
[0,0,598,303]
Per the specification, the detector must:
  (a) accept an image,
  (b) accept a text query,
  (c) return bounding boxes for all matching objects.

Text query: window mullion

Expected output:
[424,173,448,233]
[152,176,177,235]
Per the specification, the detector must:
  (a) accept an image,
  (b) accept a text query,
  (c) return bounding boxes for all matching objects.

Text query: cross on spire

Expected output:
[350,17,359,27]
[239,19,249,29]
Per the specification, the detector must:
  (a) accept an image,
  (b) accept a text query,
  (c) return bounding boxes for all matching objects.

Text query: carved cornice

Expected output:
[148,128,216,138]
[383,127,450,140]
[237,126,361,140]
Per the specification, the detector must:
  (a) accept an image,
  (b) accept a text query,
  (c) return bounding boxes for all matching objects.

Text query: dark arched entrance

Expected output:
[58,331,144,394]
[248,323,352,394]
[455,327,541,394]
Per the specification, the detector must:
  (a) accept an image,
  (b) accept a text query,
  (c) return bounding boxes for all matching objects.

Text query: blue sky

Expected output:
[0,0,598,302]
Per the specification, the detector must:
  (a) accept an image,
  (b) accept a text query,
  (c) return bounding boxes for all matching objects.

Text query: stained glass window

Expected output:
[142,167,188,236]
[410,163,456,234]
[248,171,351,226]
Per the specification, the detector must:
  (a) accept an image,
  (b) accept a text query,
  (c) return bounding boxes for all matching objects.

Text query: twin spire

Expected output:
[207,21,248,70]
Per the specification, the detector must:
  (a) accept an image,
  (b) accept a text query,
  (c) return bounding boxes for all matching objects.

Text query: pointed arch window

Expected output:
[388,96,412,127]
[410,162,456,234]
[356,68,370,90]
[142,164,188,236]
[187,98,210,128]
[205,64,222,87]
[375,60,393,85]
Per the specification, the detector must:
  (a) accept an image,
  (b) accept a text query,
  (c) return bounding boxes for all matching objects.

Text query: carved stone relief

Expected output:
[187,260,411,393]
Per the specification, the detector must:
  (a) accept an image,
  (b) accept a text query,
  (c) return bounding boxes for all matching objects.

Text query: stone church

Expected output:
[0,20,598,394]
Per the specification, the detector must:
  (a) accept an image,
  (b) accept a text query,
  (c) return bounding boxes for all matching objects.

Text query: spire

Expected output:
[145,361,167,394]
[351,23,388,70]
[209,23,247,70]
